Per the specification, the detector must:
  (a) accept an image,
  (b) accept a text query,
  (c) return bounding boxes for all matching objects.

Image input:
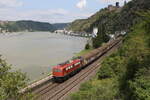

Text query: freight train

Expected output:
[52,37,122,82]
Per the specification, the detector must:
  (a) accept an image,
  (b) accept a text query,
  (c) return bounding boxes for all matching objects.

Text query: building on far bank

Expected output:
[108,2,120,11]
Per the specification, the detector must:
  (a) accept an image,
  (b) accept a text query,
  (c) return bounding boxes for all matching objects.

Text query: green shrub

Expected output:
[85,43,90,50]
[97,62,114,79]
[0,56,33,100]
[69,79,120,100]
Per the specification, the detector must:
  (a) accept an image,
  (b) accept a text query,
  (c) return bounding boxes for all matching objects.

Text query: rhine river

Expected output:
[0,32,87,82]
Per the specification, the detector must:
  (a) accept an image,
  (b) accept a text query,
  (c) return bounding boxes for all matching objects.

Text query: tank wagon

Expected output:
[52,37,122,82]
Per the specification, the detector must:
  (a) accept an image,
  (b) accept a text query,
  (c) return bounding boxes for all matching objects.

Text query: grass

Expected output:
[75,42,107,57]
[75,48,93,56]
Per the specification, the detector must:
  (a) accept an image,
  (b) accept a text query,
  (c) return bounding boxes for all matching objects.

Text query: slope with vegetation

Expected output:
[68,8,109,32]
[69,11,150,100]
[68,0,150,100]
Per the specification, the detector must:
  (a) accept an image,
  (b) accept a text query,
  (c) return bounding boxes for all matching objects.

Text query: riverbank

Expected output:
[75,48,93,56]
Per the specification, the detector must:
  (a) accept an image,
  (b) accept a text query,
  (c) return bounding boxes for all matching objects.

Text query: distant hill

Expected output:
[68,6,122,33]
[52,23,69,30]
[68,8,110,32]
[0,20,55,32]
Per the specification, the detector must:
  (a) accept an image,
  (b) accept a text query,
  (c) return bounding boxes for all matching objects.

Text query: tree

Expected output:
[92,24,109,48]
[85,43,90,50]
[0,55,32,100]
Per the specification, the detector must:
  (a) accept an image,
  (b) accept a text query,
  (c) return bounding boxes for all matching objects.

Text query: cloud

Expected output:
[76,0,87,9]
[0,8,92,23]
[0,0,23,8]
[0,0,91,23]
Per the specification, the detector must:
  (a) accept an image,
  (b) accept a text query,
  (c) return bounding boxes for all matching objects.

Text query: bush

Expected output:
[92,24,110,48]
[69,79,120,100]
[97,62,114,79]
[0,56,33,100]
[85,43,90,50]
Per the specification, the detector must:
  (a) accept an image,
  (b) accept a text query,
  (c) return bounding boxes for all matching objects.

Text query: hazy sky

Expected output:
[0,0,131,23]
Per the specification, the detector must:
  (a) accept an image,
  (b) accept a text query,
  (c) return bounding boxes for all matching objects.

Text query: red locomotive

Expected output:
[52,57,84,82]
[52,37,122,82]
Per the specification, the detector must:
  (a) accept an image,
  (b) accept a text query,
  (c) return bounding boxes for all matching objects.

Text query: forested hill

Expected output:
[70,13,150,100]
[52,23,69,30]
[68,0,150,34]
[0,20,55,32]
[69,0,150,100]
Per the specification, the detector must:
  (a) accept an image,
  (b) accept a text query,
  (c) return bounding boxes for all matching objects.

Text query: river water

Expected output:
[0,32,87,82]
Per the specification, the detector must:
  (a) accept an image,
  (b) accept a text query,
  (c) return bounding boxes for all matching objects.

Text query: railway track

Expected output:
[33,83,58,98]
[31,39,122,100]
[47,59,102,100]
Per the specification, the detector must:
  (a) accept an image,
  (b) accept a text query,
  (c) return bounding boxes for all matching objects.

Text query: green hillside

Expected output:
[52,23,69,30]
[70,14,150,100]
[0,20,55,32]
[68,8,108,32]
[69,0,150,100]
[69,11,150,100]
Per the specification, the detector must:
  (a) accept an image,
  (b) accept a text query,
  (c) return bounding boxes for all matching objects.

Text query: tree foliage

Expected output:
[0,55,32,100]
[85,43,90,50]
[92,23,110,48]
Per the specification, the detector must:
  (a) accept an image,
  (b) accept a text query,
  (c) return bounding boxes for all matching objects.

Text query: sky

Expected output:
[0,0,131,23]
